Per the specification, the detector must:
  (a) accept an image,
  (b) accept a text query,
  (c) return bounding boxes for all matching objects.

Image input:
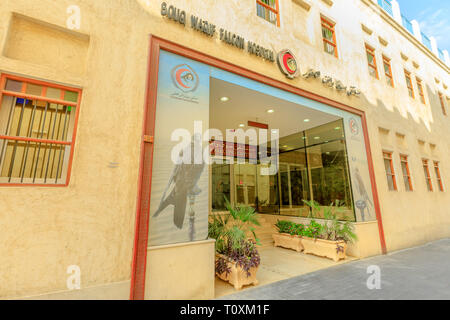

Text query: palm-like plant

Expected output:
[208,197,262,277]
[303,199,357,243]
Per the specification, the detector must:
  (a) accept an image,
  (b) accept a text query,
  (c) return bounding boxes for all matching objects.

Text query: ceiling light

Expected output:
[314,136,320,140]
[220,97,229,102]
[271,129,278,134]
[334,126,341,130]
[267,109,275,114]
[239,124,245,128]
[304,119,310,123]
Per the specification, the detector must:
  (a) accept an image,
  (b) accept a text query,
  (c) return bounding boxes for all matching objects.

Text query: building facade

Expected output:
[0,0,449,300]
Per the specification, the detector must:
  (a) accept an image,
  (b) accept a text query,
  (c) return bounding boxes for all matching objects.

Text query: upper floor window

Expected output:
[366,45,379,79]
[321,17,338,58]
[422,159,433,191]
[434,161,444,192]
[400,155,413,191]
[383,55,394,87]
[0,74,81,186]
[256,0,280,26]
[438,92,447,116]
[404,70,414,99]
[416,78,425,104]
[383,151,397,191]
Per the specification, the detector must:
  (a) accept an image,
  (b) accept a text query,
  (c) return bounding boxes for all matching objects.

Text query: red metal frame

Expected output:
[383,151,397,191]
[416,78,425,104]
[0,73,82,187]
[400,154,413,191]
[256,0,280,27]
[130,35,388,300]
[433,161,444,192]
[383,55,394,87]
[422,159,433,192]
[366,45,379,79]
[321,17,338,58]
[404,69,415,99]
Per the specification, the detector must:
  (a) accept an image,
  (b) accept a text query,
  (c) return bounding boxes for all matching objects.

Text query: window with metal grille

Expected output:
[416,78,425,104]
[383,151,397,191]
[404,70,414,99]
[321,17,338,58]
[0,74,81,186]
[256,0,280,27]
[434,161,444,192]
[438,92,447,116]
[400,155,413,191]
[365,45,379,79]
[422,159,433,191]
[383,56,394,87]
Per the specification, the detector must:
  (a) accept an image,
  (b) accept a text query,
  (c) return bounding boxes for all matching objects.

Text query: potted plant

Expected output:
[208,199,261,290]
[301,200,357,262]
[272,220,304,252]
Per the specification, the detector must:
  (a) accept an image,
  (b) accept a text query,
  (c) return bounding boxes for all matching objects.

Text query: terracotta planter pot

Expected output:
[301,237,347,262]
[215,254,259,290]
[272,233,303,252]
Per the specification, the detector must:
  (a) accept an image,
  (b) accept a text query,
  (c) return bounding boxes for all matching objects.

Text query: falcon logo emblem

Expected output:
[349,118,359,136]
[277,49,300,79]
[171,64,199,93]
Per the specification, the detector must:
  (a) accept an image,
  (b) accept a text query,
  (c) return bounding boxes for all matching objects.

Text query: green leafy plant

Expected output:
[302,220,323,239]
[303,200,357,243]
[208,197,261,278]
[275,220,304,236]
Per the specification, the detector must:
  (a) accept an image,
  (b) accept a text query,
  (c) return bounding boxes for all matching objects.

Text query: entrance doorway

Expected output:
[209,77,355,221]
[131,36,386,300]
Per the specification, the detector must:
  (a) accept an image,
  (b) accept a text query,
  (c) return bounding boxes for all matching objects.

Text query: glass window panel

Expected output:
[367,53,374,64]
[5,79,23,92]
[387,174,395,191]
[25,83,43,96]
[401,162,408,176]
[256,162,280,214]
[46,87,61,99]
[64,91,79,103]
[384,159,392,175]
[323,42,335,55]
[306,131,354,221]
[322,27,333,41]
[211,163,231,211]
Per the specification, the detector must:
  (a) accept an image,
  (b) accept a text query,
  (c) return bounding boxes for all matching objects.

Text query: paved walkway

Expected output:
[220,239,450,300]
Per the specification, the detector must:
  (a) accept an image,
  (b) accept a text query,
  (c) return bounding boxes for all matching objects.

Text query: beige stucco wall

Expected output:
[145,240,215,300]
[0,0,448,299]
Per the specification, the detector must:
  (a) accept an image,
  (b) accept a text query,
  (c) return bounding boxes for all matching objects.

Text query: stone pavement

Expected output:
[219,239,450,300]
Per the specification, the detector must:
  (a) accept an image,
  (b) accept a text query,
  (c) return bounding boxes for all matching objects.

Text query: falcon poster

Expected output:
[343,115,376,222]
[148,50,210,246]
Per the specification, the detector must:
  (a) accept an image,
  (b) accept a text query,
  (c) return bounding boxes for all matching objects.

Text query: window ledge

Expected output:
[292,0,312,11]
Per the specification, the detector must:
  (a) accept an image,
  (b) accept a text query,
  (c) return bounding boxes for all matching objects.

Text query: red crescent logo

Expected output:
[283,53,295,74]
[175,68,191,89]
[171,64,199,93]
[277,49,300,79]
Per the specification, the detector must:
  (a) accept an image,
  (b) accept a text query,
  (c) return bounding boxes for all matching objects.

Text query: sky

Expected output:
[397,0,450,52]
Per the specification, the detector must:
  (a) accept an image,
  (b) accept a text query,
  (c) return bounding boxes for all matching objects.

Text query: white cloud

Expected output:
[416,7,450,51]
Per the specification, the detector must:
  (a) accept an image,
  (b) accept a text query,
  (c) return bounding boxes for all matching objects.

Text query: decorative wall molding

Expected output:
[292,0,312,11]
[361,23,373,35]
[378,36,388,47]
[321,0,334,7]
